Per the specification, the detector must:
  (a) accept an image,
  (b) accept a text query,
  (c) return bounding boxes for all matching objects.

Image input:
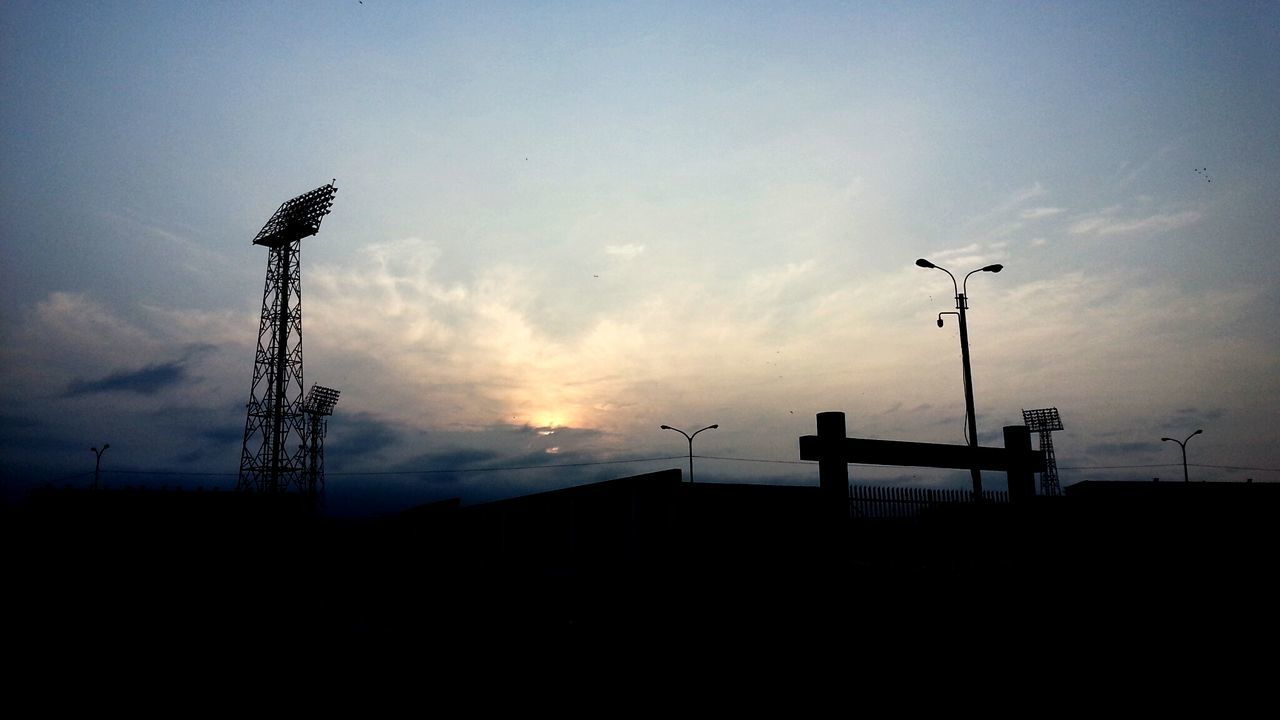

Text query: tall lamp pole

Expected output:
[90,443,110,489]
[1161,429,1202,483]
[660,424,718,483]
[917,258,1003,497]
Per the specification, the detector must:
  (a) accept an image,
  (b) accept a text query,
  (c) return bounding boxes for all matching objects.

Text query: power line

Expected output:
[329,455,687,477]
[103,470,238,477]
[1059,462,1280,473]
[1057,463,1181,471]
[696,454,812,466]
[1188,463,1280,473]
[700,455,1280,474]
[56,455,1280,484]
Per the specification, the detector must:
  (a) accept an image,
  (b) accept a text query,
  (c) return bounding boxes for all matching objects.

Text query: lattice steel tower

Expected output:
[238,182,337,493]
[1022,407,1064,496]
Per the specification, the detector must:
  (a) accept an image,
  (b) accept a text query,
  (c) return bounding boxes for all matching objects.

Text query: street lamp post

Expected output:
[660,424,718,483]
[916,258,1003,497]
[90,444,110,489]
[1161,429,1202,483]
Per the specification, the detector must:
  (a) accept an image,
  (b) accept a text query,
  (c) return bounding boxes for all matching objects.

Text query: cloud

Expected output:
[1069,210,1202,236]
[324,413,406,469]
[65,360,187,397]
[604,243,645,259]
[1169,407,1225,423]
[1085,441,1160,456]
[958,183,1049,235]
[392,448,503,474]
[1020,207,1065,220]
[930,243,982,259]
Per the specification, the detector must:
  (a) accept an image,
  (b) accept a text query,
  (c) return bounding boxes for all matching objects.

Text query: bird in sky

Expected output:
[1194,167,1212,182]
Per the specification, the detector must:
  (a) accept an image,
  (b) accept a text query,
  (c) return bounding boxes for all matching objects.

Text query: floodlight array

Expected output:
[252,181,338,248]
[1022,407,1064,433]
[304,384,341,416]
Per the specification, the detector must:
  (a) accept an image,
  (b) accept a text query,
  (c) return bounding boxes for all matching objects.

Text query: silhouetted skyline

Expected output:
[2,3,1278,513]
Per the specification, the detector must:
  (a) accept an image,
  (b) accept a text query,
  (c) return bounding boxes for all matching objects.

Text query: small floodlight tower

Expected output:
[303,384,340,495]
[1022,407,1064,496]
[238,181,337,494]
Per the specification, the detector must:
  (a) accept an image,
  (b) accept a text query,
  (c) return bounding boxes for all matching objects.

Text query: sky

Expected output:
[2,1,1278,515]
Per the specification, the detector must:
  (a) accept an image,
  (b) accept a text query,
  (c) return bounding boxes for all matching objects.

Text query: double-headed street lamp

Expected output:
[90,443,110,490]
[660,424,718,484]
[1161,429,1202,483]
[917,258,1003,496]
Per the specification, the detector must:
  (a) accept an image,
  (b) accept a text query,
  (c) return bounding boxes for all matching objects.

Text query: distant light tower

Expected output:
[1162,429,1202,483]
[238,181,337,494]
[1022,408,1064,496]
[302,384,340,496]
[90,444,109,489]
[660,424,718,483]
[917,258,1003,496]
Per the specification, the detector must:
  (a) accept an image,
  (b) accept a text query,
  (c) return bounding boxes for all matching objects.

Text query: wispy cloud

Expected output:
[604,243,645,259]
[1020,207,1065,220]
[1069,210,1202,236]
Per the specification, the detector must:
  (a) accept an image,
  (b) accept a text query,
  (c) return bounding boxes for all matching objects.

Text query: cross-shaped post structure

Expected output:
[799,411,1045,519]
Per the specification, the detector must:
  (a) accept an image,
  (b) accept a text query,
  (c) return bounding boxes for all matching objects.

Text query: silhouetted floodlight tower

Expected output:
[90,444,109,489]
[1022,408,1064,496]
[917,258,1003,497]
[238,181,337,494]
[660,424,718,483]
[1161,429,1202,483]
[302,384,340,495]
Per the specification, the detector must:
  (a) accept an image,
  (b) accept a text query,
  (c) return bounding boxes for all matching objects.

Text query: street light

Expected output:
[660,424,718,483]
[1161,429,1202,483]
[90,444,110,489]
[916,258,1003,497]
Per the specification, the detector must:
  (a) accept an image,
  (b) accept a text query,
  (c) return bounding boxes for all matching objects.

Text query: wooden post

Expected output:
[1003,425,1035,503]
[817,412,849,521]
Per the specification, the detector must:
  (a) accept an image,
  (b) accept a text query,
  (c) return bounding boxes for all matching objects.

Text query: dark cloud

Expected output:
[392,448,503,473]
[1171,407,1225,422]
[66,361,186,397]
[0,413,67,452]
[323,414,409,471]
[1086,441,1158,456]
[502,422,604,440]
[200,426,243,447]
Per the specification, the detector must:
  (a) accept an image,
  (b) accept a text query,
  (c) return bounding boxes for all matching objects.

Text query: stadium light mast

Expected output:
[1022,408,1064,496]
[238,181,337,494]
[302,384,340,496]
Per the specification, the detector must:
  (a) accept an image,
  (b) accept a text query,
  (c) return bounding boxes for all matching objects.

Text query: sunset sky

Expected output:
[3,2,1277,513]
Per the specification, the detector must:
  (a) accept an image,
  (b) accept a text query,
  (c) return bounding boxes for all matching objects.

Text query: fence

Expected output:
[848,484,1008,519]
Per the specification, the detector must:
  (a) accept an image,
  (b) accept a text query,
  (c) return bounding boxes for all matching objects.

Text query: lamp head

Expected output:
[982,264,1004,273]
[937,318,944,328]
[915,258,936,269]
[709,424,719,429]
[1161,437,1174,442]
[1193,429,1203,436]
[660,425,672,430]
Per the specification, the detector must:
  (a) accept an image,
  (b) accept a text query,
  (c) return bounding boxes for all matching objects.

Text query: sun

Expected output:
[533,411,570,430]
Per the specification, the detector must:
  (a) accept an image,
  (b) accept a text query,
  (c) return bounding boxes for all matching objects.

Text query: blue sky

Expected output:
[2,1,1278,513]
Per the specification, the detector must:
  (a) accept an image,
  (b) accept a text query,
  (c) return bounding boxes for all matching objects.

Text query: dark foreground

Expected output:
[7,472,1276,678]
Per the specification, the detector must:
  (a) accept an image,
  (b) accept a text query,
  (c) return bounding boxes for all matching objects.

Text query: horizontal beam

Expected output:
[799,435,1044,473]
